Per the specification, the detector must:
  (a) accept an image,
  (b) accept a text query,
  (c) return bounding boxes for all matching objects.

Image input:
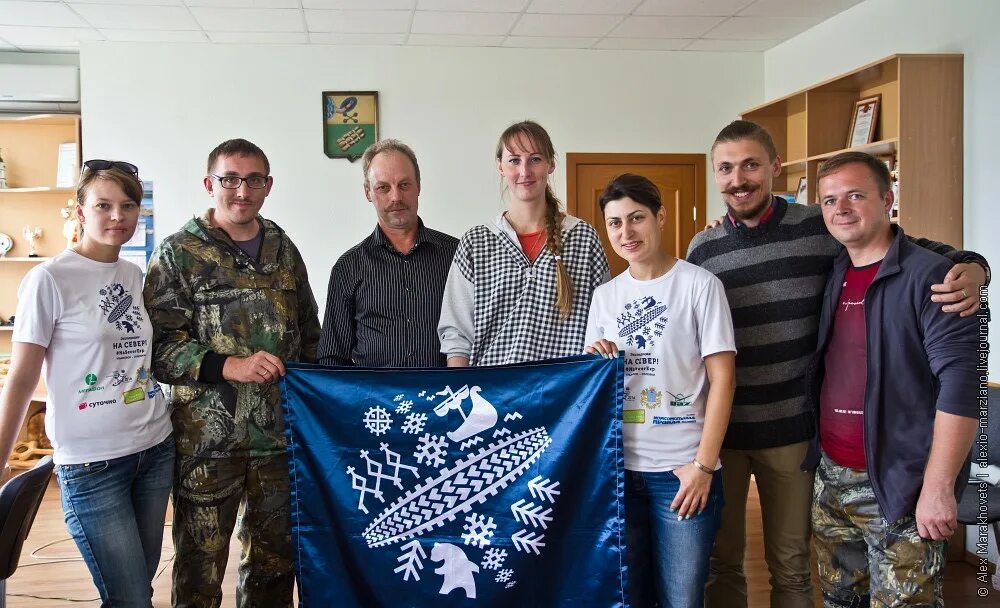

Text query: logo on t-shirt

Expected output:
[639,386,662,409]
[617,296,668,349]
[665,390,693,408]
[97,282,144,334]
[77,372,105,394]
[84,373,97,386]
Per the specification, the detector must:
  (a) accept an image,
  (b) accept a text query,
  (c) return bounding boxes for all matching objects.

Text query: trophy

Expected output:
[22,226,42,257]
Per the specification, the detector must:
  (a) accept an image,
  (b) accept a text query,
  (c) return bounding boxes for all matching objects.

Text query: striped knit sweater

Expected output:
[687,199,842,450]
[687,197,971,450]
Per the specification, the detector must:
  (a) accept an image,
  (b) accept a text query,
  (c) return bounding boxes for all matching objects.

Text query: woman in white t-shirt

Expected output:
[0,160,173,607]
[585,174,736,608]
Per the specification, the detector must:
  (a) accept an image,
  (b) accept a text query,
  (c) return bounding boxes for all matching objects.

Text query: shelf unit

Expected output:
[0,114,79,355]
[0,114,78,453]
[741,54,963,247]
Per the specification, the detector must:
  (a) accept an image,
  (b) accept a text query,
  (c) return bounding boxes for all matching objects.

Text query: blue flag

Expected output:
[282,355,626,607]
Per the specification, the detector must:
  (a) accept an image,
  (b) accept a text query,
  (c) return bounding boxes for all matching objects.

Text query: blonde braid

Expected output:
[544,185,573,319]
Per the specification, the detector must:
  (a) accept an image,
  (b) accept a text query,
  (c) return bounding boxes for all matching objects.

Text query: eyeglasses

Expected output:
[211,174,269,189]
[82,159,139,176]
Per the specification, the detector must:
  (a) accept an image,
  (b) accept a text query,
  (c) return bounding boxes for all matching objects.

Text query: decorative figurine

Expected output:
[22,226,42,257]
[61,198,81,248]
[0,232,12,259]
[0,147,7,189]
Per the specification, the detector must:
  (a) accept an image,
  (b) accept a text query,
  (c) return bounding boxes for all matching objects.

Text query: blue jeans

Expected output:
[57,435,175,608]
[625,468,724,608]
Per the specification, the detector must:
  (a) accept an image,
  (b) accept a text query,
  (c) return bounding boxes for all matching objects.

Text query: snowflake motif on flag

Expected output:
[363,406,392,436]
[413,433,449,468]
[401,412,427,435]
[461,513,497,548]
[495,569,514,583]
[395,401,412,414]
[481,547,507,571]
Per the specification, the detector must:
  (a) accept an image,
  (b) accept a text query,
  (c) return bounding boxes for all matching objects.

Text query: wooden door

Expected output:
[566,153,706,279]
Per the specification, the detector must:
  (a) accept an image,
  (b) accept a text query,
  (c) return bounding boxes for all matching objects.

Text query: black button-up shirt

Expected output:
[318,220,459,367]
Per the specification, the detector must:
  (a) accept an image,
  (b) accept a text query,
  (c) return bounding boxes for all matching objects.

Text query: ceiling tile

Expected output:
[526,0,639,15]
[208,31,308,43]
[685,37,776,51]
[417,0,527,12]
[303,0,413,8]
[306,10,410,33]
[704,15,816,40]
[635,0,753,16]
[185,0,299,6]
[76,0,183,4]
[309,31,405,44]
[503,35,598,48]
[610,15,722,37]
[100,28,209,42]
[407,33,504,46]
[411,11,518,35]
[0,1,89,27]
[70,4,200,30]
[738,0,863,19]
[16,45,83,52]
[189,7,303,31]
[595,37,690,50]
[0,25,103,46]
[512,13,620,37]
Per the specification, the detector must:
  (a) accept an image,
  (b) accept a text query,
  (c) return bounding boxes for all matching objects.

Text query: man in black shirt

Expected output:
[318,139,458,367]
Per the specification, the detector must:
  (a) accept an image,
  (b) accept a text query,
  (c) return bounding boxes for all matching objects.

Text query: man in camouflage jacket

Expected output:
[144,139,320,608]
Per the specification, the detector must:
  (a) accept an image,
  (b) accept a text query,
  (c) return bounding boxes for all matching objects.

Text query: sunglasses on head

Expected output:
[82,159,139,177]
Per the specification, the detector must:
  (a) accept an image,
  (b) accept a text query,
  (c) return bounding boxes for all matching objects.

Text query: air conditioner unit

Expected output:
[0,64,80,113]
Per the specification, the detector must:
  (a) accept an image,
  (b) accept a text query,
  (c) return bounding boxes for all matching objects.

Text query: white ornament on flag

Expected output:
[431,543,479,599]
[394,540,426,581]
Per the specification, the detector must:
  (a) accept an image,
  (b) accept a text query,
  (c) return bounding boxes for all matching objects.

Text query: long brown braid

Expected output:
[496,120,574,319]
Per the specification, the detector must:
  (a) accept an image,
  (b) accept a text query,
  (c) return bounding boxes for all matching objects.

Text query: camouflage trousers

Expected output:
[172,453,293,608]
[812,452,945,608]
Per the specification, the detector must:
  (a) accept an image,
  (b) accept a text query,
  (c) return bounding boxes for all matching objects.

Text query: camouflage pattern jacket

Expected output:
[143,210,320,458]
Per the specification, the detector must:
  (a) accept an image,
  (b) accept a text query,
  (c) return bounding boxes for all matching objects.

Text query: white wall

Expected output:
[79,42,759,307]
[764,0,999,568]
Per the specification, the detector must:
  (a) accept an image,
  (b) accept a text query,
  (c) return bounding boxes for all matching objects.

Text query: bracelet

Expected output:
[692,459,714,475]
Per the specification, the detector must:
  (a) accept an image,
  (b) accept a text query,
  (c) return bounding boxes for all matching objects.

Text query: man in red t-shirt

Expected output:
[812,151,979,606]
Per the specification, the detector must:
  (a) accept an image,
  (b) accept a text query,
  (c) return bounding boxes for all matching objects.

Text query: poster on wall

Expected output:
[322,91,379,162]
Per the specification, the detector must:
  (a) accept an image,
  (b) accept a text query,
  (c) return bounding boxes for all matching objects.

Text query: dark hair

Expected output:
[711,120,778,163]
[361,139,421,188]
[598,174,662,214]
[496,120,573,319]
[76,163,143,207]
[816,151,892,196]
[206,138,270,175]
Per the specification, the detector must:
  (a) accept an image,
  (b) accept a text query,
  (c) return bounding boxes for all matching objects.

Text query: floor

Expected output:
[4,478,995,606]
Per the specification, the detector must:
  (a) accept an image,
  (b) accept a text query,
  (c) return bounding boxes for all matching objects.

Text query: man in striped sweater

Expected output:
[687,120,986,608]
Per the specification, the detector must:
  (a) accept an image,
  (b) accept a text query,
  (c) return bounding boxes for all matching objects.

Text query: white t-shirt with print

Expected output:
[585,259,736,472]
[13,249,172,465]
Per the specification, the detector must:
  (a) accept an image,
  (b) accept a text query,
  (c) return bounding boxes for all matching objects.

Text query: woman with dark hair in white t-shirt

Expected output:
[585,173,737,608]
[0,161,173,607]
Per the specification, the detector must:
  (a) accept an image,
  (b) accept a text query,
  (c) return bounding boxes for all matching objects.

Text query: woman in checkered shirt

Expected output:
[438,120,609,367]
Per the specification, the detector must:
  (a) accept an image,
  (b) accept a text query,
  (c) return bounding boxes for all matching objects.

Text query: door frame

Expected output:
[565,152,707,230]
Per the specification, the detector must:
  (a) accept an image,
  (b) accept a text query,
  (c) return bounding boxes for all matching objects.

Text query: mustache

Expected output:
[723,183,759,195]
[386,204,409,211]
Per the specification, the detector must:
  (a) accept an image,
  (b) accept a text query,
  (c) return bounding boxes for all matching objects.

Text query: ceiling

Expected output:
[0,0,865,54]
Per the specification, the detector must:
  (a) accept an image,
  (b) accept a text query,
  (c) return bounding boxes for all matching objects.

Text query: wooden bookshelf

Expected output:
[741,54,963,247]
[0,114,80,356]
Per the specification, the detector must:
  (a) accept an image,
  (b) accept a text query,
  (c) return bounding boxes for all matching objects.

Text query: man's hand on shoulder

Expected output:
[930,262,986,317]
[223,351,286,384]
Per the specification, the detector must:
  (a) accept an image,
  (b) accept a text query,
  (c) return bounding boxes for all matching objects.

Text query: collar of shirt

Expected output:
[369,218,441,255]
[727,194,777,228]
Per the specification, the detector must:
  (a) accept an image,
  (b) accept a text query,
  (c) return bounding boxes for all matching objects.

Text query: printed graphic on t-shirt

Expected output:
[617,296,668,349]
[98,282,144,334]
